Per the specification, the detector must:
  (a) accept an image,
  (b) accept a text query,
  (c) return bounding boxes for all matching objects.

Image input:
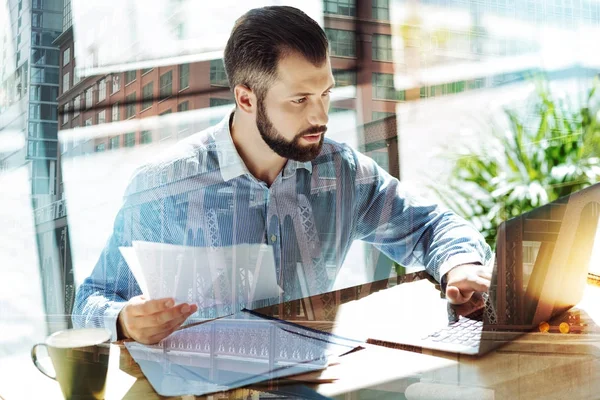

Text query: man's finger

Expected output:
[469,276,491,292]
[136,303,196,329]
[132,297,175,317]
[139,309,195,343]
[446,286,472,305]
[477,268,493,281]
[451,276,489,293]
[144,327,177,345]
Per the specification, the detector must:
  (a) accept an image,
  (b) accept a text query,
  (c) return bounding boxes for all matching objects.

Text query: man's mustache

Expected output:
[298,125,328,137]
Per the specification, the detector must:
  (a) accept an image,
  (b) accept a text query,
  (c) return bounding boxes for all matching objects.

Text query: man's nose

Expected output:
[307,98,329,127]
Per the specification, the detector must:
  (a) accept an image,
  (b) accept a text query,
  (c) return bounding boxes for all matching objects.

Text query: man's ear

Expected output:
[234,84,256,114]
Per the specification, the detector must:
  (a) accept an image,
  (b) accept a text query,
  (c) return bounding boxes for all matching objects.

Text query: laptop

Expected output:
[370,183,600,356]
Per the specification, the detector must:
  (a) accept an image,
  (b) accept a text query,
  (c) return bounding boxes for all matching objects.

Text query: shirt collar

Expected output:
[214,110,313,182]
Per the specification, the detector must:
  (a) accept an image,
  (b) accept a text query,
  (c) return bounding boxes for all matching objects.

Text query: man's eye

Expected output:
[292,98,307,104]
[322,90,332,97]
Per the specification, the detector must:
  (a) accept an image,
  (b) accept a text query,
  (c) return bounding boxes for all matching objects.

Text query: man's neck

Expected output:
[229,112,287,186]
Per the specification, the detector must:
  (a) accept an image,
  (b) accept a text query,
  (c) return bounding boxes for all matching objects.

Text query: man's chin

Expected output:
[289,143,323,162]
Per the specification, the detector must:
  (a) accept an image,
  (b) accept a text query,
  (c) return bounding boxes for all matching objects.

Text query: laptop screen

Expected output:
[484,183,600,340]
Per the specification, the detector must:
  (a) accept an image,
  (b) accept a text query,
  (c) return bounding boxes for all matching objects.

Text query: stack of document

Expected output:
[119,241,283,316]
[125,309,362,397]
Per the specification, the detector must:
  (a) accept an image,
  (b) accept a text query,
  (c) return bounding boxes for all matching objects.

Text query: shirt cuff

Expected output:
[103,301,128,342]
[438,253,484,289]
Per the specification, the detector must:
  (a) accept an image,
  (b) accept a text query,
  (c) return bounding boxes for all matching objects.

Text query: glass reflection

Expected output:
[124,309,360,397]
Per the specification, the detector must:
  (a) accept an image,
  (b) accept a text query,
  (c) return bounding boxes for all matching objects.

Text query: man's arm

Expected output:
[350,149,493,302]
[71,204,142,342]
[72,167,200,343]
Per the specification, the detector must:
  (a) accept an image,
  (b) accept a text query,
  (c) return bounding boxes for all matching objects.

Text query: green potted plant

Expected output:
[430,77,600,248]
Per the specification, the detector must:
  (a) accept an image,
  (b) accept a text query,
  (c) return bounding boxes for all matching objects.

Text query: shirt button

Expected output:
[271,234,277,243]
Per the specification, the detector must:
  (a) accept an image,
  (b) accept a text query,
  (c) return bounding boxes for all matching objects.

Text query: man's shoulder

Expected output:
[124,125,220,196]
[318,138,387,182]
[314,138,359,169]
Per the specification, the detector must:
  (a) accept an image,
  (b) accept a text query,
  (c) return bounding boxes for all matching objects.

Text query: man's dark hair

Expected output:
[224,6,329,103]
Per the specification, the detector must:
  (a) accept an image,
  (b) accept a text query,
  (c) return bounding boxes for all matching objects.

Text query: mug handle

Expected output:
[31,343,56,380]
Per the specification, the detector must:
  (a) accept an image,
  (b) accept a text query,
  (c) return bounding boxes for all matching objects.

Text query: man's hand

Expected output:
[444,263,491,305]
[117,295,198,345]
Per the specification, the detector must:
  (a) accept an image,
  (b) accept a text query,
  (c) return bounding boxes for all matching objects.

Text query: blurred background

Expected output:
[1,0,599,392]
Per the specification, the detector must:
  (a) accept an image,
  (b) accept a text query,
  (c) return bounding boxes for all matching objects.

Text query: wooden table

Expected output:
[15,275,600,399]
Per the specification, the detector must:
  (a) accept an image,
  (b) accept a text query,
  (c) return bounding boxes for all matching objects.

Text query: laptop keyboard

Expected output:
[423,308,484,348]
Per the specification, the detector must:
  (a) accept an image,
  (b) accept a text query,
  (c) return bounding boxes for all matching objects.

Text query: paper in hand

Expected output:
[119,242,282,313]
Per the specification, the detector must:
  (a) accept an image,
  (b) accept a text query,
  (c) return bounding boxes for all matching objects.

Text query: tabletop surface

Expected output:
[9,274,600,400]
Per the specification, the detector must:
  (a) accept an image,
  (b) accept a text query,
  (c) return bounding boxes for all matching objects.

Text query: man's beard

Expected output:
[256,100,326,162]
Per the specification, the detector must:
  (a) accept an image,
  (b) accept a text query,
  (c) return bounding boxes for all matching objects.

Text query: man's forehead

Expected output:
[275,53,333,90]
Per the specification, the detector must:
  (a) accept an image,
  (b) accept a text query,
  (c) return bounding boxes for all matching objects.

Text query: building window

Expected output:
[31,67,58,84]
[124,132,135,147]
[141,130,152,144]
[111,74,120,93]
[98,78,106,102]
[142,82,153,111]
[85,118,92,126]
[177,101,190,135]
[209,98,235,125]
[372,73,404,101]
[372,34,392,62]
[63,0,72,31]
[30,86,58,102]
[177,101,189,112]
[324,0,356,16]
[32,49,60,66]
[95,143,106,152]
[159,110,172,140]
[210,60,229,87]
[62,71,70,93]
[372,111,395,121]
[62,103,69,125]
[73,95,80,117]
[125,70,136,85]
[467,78,485,90]
[330,107,353,114]
[372,0,390,21]
[176,23,185,40]
[85,87,93,109]
[325,28,356,57]
[112,102,120,122]
[333,69,356,87]
[73,69,81,86]
[32,13,41,28]
[141,68,153,75]
[210,98,235,107]
[126,93,136,118]
[63,48,70,66]
[110,136,120,150]
[179,63,189,89]
[97,110,106,124]
[159,71,172,98]
[29,104,58,120]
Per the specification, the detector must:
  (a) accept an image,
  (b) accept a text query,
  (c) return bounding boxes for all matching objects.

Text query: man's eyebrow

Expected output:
[290,83,335,97]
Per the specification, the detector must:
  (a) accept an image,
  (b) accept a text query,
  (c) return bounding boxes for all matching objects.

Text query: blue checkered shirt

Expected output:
[73,112,492,341]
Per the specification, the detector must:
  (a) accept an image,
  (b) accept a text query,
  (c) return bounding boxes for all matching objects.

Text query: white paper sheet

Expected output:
[119,242,282,311]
